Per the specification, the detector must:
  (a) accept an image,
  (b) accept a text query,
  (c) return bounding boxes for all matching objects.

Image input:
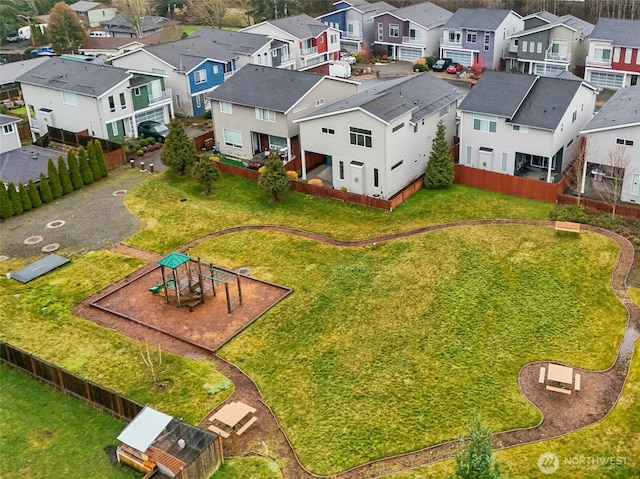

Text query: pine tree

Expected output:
[39,173,53,203]
[0,183,13,219]
[424,121,455,189]
[47,158,63,199]
[19,183,32,211]
[87,141,102,180]
[94,140,108,178]
[28,180,42,208]
[192,156,221,195]
[452,418,502,479]
[258,152,290,202]
[67,150,83,190]
[7,182,23,215]
[160,120,198,175]
[78,146,94,185]
[58,156,73,195]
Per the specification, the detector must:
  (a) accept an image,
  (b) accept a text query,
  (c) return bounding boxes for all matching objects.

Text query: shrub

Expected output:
[38,173,53,203]
[258,166,266,174]
[0,184,13,219]
[425,56,435,68]
[137,149,145,156]
[413,63,428,72]
[340,186,348,192]
[286,170,299,180]
[204,109,212,119]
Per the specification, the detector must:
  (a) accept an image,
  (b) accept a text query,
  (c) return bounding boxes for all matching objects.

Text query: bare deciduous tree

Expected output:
[114,0,150,37]
[572,135,598,205]
[599,145,631,218]
[140,342,163,386]
[186,0,226,28]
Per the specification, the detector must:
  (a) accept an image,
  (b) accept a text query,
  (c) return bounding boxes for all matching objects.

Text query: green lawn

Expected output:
[211,457,282,478]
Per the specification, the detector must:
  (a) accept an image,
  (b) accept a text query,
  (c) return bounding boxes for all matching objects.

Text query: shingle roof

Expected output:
[192,28,272,56]
[206,65,324,112]
[0,114,21,127]
[16,58,130,97]
[444,8,516,31]
[0,57,49,86]
[70,1,102,12]
[581,85,640,132]
[511,14,593,39]
[458,71,537,118]
[261,14,330,39]
[0,145,61,184]
[358,1,395,14]
[299,73,462,124]
[101,15,175,34]
[144,36,236,71]
[385,2,452,29]
[589,18,640,48]
[522,11,560,24]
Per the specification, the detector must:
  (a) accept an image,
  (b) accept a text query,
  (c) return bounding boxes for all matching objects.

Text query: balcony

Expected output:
[546,46,570,63]
[148,88,172,105]
[341,31,362,41]
[586,56,611,68]
[441,38,462,48]
[304,55,326,68]
[301,46,318,56]
[402,36,426,46]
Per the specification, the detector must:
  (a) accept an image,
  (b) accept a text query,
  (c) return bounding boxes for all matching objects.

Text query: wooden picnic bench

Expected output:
[574,373,581,391]
[236,416,258,436]
[546,385,571,395]
[208,424,230,438]
[538,367,546,384]
[555,221,581,234]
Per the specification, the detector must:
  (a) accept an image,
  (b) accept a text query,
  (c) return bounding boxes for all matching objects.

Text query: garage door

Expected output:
[398,47,422,62]
[442,50,472,66]
[589,71,624,89]
[135,107,165,125]
[534,63,566,76]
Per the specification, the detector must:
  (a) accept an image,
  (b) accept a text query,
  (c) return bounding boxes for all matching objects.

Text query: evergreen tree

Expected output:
[452,418,502,479]
[258,152,290,202]
[28,180,42,207]
[192,156,221,195]
[424,121,455,189]
[7,182,23,215]
[47,2,85,54]
[94,140,108,178]
[39,173,54,203]
[47,158,63,199]
[67,149,83,190]
[0,183,13,219]
[78,146,94,185]
[19,183,32,211]
[57,155,73,194]
[160,120,198,175]
[87,141,102,180]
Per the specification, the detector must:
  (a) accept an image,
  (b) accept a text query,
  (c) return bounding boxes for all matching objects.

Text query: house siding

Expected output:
[87,8,116,27]
[0,123,21,152]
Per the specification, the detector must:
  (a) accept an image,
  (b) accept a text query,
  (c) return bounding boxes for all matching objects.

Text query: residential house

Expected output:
[316,0,396,53]
[205,65,358,162]
[0,114,21,154]
[294,73,462,199]
[17,58,173,142]
[457,70,598,182]
[110,36,238,117]
[370,2,452,61]
[441,9,523,70]
[240,14,341,71]
[69,1,116,28]
[504,12,593,76]
[579,85,640,203]
[584,18,640,90]
[0,57,49,107]
[101,15,177,38]
[78,28,181,57]
[192,28,295,70]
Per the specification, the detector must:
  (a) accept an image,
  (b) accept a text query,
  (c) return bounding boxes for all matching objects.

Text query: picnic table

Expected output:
[208,401,258,437]
[541,364,581,394]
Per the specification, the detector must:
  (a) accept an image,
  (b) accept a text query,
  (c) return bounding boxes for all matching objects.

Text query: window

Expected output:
[373,168,379,187]
[631,173,640,195]
[223,128,242,148]
[322,127,335,135]
[522,40,527,52]
[195,95,202,108]
[119,92,126,109]
[315,98,325,107]
[528,41,534,53]
[466,146,472,165]
[349,127,372,148]
[536,42,542,54]
[594,47,611,63]
[377,22,383,41]
[391,159,403,170]
[256,108,276,122]
[269,135,287,149]
[512,125,528,133]
[339,161,344,180]
[111,121,119,136]
[133,87,141,96]
[213,65,219,74]
[501,153,508,172]
[617,138,634,146]
[272,50,277,57]
[194,69,207,84]
[392,122,405,132]
[567,138,574,148]
[473,114,497,133]
[389,24,399,37]
[613,47,620,62]
[637,50,640,65]
[220,101,232,114]
[3,123,14,134]
[484,33,491,51]
[439,105,450,117]
[331,34,337,43]
[449,31,461,43]
[108,95,115,112]
[466,31,477,43]
[624,48,632,64]
[409,28,420,40]
[62,91,78,106]
[572,110,577,123]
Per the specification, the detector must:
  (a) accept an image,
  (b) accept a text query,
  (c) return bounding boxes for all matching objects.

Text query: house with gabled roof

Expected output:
[294,73,462,199]
[440,9,523,70]
[584,18,640,90]
[69,1,116,27]
[316,0,396,53]
[205,65,357,162]
[101,15,177,38]
[240,14,341,71]
[457,70,597,182]
[17,58,173,142]
[370,2,452,61]
[504,12,593,76]
[0,114,21,154]
[110,36,238,117]
[579,85,640,203]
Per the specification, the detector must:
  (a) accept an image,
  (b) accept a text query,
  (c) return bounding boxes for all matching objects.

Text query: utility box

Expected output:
[329,61,351,79]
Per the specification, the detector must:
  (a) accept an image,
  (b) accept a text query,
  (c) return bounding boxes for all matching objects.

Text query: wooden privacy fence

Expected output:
[193,131,214,151]
[557,194,640,220]
[1,342,143,422]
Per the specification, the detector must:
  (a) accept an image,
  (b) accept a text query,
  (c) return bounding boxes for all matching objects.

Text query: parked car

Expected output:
[431,58,452,72]
[89,31,110,37]
[6,32,21,43]
[137,121,169,142]
[340,51,356,65]
[30,46,55,56]
[446,63,464,74]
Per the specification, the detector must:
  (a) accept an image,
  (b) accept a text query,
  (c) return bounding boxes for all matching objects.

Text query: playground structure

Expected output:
[152,252,242,313]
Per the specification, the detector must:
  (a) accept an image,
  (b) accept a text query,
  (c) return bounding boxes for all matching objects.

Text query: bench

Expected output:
[555,221,581,234]
[574,373,581,391]
[207,424,230,438]
[538,367,546,384]
[235,416,258,436]
[546,385,571,395]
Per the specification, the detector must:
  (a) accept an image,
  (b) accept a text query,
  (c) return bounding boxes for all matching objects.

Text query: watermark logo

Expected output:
[538,452,560,474]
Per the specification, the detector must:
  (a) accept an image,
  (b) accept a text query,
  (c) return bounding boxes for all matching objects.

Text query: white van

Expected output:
[89,31,110,38]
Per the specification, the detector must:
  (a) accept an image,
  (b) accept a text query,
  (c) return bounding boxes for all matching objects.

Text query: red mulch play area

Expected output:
[89,262,291,352]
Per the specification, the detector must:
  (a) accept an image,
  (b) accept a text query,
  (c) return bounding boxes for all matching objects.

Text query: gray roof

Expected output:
[459,71,590,131]
[511,14,593,39]
[522,11,560,24]
[17,58,131,97]
[385,2,452,29]
[582,85,640,132]
[0,57,50,86]
[70,1,102,12]
[206,65,324,111]
[101,15,175,35]
[0,144,62,185]
[300,73,462,124]
[0,114,21,127]
[444,8,516,31]
[192,28,272,56]
[589,18,640,48]
[261,14,330,39]
[144,36,236,72]
[358,1,395,14]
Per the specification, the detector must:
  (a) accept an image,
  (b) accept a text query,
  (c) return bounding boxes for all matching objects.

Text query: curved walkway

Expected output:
[114,220,638,479]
